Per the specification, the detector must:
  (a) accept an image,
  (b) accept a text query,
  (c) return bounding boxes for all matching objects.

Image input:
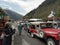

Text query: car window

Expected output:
[40,23,46,28]
[53,24,58,29]
[37,25,39,27]
[36,25,40,30]
[30,25,35,29]
[58,23,60,27]
[46,23,53,28]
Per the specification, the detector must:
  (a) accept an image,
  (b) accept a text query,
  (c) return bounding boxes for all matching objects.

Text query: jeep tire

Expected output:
[30,32,34,38]
[47,38,56,45]
[39,30,45,38]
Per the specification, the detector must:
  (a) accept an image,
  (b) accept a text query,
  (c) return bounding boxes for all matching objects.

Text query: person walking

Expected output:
[0,22,4,45]
[2,23,13,45]
[18,22,22,35]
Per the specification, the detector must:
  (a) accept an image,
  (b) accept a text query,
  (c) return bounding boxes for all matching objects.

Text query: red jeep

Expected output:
[28,21,60,45]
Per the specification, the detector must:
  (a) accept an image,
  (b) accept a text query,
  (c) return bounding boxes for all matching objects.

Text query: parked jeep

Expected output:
[24,18,43,32]
[28,22,60,45]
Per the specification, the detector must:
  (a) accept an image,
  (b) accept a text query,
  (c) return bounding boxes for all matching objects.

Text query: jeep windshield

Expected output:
[46,23,53,28]
[40,23,60,29]
[40,23,53,28]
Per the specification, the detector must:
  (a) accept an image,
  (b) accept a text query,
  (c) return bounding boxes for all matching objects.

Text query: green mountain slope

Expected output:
[4,9,23,20]
[24,0,60,20]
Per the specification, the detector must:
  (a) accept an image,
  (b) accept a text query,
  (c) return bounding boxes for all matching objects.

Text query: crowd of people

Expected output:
[0,16,24,45]
[0,20,15,45]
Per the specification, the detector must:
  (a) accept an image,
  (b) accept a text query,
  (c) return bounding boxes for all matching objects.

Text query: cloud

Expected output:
[4,0,20,3]
[1,0,45,15]
[8,7,12,10]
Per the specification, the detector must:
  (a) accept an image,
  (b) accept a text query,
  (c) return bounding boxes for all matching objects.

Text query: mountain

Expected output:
[24,0,60,20]
[4,9,23,20]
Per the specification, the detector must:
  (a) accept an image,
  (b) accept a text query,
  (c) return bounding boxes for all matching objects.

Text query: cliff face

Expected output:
[25,0,60,20]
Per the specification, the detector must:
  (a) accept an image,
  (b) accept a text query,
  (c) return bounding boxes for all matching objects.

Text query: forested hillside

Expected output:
[24,0,60,20]
[4,9,23,20]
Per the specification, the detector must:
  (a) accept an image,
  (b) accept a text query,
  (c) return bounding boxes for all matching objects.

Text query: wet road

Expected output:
[14,29,46,45]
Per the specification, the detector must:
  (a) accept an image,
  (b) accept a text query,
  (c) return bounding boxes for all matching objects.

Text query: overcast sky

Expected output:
[0,0,45,16]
